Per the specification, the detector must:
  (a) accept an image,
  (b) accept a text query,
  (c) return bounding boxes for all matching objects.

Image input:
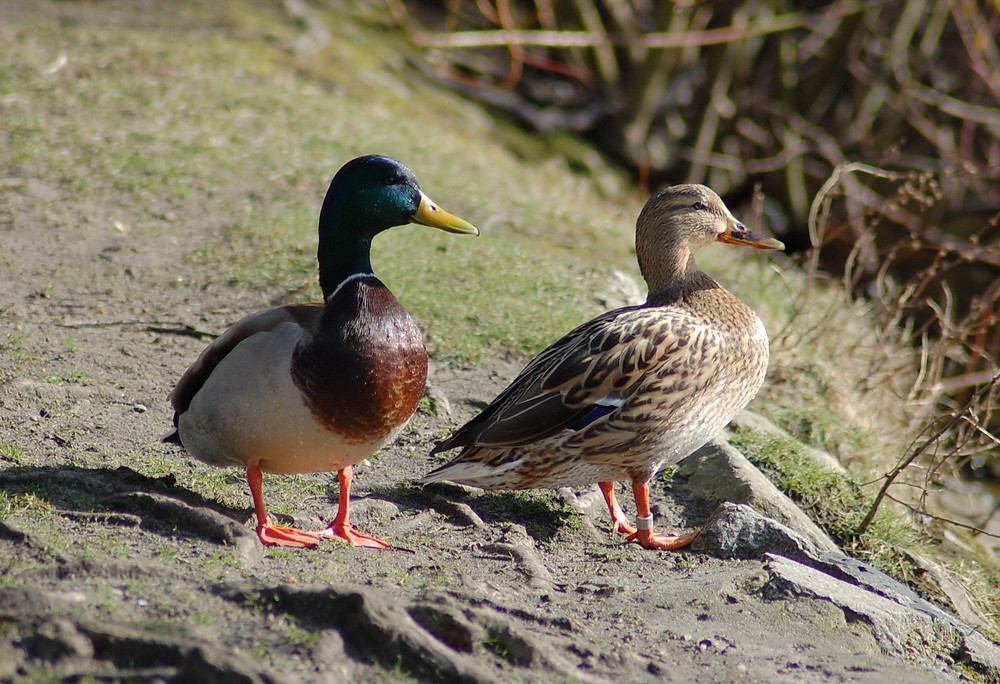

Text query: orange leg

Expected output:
[598,481,636,535]
[247,465,320,548]
[624,480,699,550]
[313,466,390,549]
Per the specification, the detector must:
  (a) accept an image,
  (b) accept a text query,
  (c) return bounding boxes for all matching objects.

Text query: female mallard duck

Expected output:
[166,155,478,549]
[422,184,782,550]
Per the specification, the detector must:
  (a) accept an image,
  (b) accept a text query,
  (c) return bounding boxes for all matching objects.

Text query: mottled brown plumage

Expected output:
[422,184,783,550]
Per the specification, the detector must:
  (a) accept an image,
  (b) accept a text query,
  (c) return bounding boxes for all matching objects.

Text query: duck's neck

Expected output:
[645,262,720,307]
[643,249,696,300]
[317,194,390,298]
[317,230,375,299]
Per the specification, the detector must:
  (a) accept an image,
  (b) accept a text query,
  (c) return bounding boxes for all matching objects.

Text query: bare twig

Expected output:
[884,492,1000,540]
[406,14,806,50]
[854,371,1000,538]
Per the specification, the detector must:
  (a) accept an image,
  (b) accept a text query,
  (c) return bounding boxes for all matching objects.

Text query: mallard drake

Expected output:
[422,184,782,550]
[166,155,478,549]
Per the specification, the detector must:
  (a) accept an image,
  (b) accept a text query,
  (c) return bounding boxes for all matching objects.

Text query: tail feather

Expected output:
[419,456,525,488]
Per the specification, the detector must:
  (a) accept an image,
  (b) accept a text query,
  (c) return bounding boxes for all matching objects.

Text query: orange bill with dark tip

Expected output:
[717,223,784,251]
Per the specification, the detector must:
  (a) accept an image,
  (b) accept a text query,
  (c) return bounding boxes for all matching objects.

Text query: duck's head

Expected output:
[321,155,479,239]
[635,184,783,292]
[318,155,478,294]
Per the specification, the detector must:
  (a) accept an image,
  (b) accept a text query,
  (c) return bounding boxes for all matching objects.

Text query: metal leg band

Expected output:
[635,514,654,530]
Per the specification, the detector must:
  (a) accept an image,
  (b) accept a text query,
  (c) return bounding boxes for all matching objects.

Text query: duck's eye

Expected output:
[383,175,400,186]
[692,201,706,210]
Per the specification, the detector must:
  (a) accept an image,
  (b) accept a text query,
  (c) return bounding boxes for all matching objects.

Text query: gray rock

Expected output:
[764,553,1000,680]
[962,632,1000,677]
[807,552,959,625]
[676,438,840,553]
[694,501,1000,679]
[693,501,826,561]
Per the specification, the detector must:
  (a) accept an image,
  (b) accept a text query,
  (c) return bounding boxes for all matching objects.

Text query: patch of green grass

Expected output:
[1,333,36,363]
[414,396,436,416]
[8,349,35,363]
[205,548,242,569]
[483,635,510,659]
[281,615,321,649]
[481,628,533,666]
[386,655,417,683]
[70,371,96,385]
[674,556,695,571]
[247,644,269,661]
[0,569,20,588]
[761,365,879,463]
[411,565,461,589]
[728,426,914,549]
[377,567,413,586]
[555,503,583,531]
[0,489,53,521]
[659,464,680,480]
[191,612,215,626]
[597,545,629,563]
[0,445,23,463]
[264,547,298,560]
[156,544,181,563]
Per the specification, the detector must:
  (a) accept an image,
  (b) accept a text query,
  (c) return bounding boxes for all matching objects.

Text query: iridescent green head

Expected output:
[317,155,478,295]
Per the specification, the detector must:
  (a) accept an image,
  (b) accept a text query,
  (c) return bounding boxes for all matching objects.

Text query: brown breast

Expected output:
[292,276,427,444]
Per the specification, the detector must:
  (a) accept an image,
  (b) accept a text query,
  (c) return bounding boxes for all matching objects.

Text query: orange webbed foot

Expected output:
[599,481,638,537]
[257,515,321,548]
[310,465,390,549]
[614,481,699,550]
[248,466,319,548]
[314,522,390,549]
[625,528,700,551]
